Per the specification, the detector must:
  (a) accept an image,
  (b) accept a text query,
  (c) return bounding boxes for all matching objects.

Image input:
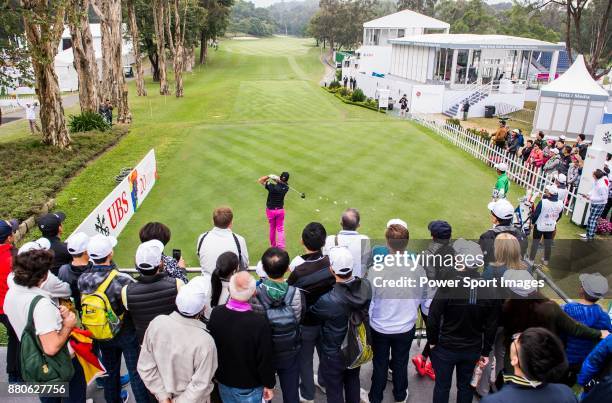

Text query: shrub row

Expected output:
[0,126,128,221]
[323,86,385,113]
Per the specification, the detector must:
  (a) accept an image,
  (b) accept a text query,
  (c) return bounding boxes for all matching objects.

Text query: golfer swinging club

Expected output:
[258,172,291,249]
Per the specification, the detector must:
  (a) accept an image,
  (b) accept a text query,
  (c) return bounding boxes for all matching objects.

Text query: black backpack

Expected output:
[257,285,300,360]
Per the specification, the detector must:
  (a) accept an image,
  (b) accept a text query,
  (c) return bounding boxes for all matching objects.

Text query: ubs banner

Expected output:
[72,149,157,237]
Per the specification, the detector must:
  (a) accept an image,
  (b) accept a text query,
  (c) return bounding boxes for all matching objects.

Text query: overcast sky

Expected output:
[251,0,510,7]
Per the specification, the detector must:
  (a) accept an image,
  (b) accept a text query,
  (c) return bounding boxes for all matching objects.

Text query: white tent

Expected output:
[53,42,134,92]
[532,55,610,139]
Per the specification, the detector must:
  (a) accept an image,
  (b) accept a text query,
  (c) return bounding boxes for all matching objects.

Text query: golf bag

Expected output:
[514,190,539,236]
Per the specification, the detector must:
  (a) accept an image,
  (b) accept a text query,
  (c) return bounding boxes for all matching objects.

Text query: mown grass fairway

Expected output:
[48,36,577,267]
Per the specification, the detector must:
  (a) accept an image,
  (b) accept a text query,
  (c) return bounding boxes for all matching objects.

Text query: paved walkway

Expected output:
[0,94,80,125]
[0,344,457,403]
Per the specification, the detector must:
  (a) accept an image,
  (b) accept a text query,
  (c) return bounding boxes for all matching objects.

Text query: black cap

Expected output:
[0,219,19,241]
[280,171,290,182]
[37,212,66,234]
[428,220,452,240]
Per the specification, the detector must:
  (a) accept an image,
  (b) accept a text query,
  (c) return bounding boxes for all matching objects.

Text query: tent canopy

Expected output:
[540,55,609,101]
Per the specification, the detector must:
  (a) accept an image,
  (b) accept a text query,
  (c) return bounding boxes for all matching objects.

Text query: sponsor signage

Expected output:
[540,90,609,102]
[72,149,157,238]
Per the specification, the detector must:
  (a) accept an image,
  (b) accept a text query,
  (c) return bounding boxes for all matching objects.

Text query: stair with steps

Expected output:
[443,90,490,118]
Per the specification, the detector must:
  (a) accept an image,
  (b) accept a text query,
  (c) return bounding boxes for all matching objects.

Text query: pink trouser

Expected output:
[266,208,285,249]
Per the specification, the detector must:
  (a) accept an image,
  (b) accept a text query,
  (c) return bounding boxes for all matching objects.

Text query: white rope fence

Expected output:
[408,114,582,217]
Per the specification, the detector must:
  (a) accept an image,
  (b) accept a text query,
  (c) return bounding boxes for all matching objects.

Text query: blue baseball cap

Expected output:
[428,220,452,240]
[0,219,19,242]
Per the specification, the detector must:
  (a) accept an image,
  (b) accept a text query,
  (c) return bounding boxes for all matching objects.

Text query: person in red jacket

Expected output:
[0,219,21,382]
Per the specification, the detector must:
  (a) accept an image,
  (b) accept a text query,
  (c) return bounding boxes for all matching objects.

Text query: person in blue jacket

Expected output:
[577,335,612,402]
[563,272,611,382]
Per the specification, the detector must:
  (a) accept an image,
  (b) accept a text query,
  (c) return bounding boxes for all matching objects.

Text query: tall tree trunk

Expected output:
[587,0,611,79]
[127,0,147,96]
[152,0,170,94]
[184,46,194,72]
[93,0,131,122]
[165,0,175,57]
[172,0,185,97]
[565,1,572,64]
[148,49,161,82]
[68,0,99,113]
[199,30,207,64]
[21,0,71,148]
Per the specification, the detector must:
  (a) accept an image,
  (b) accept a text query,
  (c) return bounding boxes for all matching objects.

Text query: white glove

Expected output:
[269,174,280,181]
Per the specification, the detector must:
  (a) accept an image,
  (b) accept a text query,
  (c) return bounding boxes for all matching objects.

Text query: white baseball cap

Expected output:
[545,185,558,195]
[66,232,90,255]
[556,173,567,184]
[550,148,559,155]
[488,199,514,220]
[87,234,117,260]
[328,247,353,276]
[135,240,164,272]
[494,162,508,172]
[18,237,51,255]
[386,218,408,229]
[175,276,210,316]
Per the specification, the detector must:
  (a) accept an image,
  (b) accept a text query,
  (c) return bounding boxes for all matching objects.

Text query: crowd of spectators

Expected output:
[1,200,611,403]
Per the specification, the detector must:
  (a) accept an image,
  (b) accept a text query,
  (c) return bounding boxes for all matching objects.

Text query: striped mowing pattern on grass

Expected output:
[37,36,579,268]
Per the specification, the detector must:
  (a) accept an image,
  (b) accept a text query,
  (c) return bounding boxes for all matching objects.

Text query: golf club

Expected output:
[288,185,306,199]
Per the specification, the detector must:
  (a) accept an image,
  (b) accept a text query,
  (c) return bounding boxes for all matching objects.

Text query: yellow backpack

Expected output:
[81,270,123,340]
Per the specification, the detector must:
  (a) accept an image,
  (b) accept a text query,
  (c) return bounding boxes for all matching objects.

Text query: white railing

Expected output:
[443,82,493,114]
[494,102,522,116]
[409,113,581,216]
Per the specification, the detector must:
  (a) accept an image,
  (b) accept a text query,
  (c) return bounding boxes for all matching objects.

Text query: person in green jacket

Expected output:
[493,163,510,200]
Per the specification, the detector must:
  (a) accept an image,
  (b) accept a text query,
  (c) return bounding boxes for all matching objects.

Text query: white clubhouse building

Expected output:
[342,10,572,119]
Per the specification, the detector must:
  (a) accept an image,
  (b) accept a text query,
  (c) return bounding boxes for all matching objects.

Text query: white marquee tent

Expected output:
[532,55,610,139]
[54,43,134,92]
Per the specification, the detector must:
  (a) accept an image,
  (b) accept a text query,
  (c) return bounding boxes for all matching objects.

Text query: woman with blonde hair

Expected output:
[483,233,527,281]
